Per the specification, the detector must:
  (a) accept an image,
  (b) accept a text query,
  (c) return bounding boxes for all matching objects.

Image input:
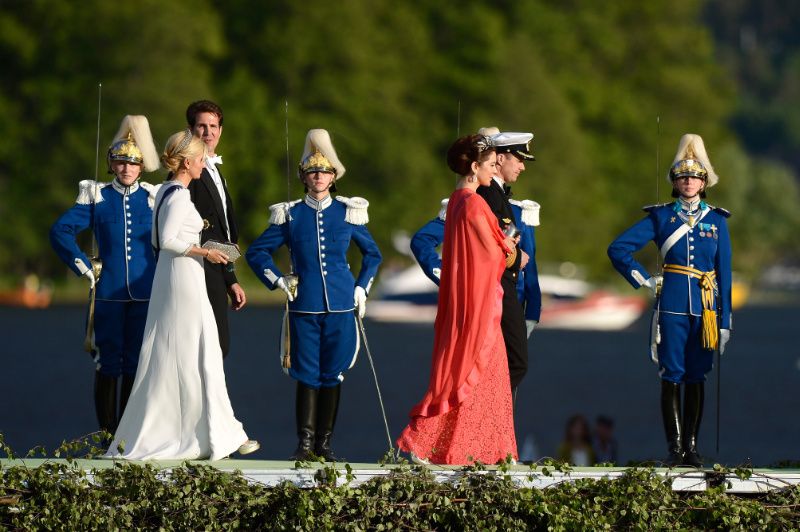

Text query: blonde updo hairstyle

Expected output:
[161,129,206,176]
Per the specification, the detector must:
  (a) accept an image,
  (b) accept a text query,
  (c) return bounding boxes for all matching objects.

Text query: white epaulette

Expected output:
[437,198,449,221]
[336,196,369,225]
[268,200,302,225]
[75,180,110,205]
[509,199,541,227]
[139,181,162,209]
[642,202,670,212]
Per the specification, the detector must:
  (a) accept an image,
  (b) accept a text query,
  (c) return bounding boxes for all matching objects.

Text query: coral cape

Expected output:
[409,188,509,418]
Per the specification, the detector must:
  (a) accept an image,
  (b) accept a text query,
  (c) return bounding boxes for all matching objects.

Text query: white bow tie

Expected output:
[207,155,223,166]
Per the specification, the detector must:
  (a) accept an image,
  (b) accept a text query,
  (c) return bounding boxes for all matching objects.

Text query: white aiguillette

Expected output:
[201,240,241,262]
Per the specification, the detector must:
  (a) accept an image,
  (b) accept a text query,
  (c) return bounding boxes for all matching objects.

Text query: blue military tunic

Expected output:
[410,197,542,322]
[607,200,732,382]
[246,194,382,387]
[50,179,160,376]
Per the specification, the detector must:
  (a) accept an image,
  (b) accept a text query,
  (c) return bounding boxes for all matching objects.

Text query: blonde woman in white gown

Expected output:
[106,130,259,460]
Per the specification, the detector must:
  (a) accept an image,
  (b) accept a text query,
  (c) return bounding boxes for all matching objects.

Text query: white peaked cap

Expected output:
[111,115,160,173]
[477,126,500,136]
[669,133,718,188]
[300,128,346,179]
[490,132,534,147]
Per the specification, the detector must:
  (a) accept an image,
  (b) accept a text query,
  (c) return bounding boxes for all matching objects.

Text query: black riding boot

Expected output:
[315,384,342,462]
[291,383,318,461]
[682,382,705,468]
[94,372,118,435]
[661,381,683,466]
[119,373,135,421]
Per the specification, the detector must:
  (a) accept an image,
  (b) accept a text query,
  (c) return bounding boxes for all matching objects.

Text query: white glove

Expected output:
[643,275,661,297]
[719,329,731,355]
[276,277,295,302]
[432,267,441,280]
[83,269,96,290]
[526,320,538,338]
[354,286,367,319]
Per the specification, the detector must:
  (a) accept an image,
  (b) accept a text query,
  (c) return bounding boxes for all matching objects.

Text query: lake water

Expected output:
[1,303,798,466]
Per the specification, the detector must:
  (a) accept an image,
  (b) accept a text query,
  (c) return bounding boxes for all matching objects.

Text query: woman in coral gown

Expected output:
[397,134,518,465]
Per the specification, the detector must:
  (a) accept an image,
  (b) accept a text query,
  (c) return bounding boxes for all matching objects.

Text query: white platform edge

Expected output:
[232,467,800,494]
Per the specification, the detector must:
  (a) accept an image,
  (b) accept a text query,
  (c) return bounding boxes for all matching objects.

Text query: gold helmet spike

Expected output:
[297,129,345,179]
[667,133,718,187]
[107,115,160,173]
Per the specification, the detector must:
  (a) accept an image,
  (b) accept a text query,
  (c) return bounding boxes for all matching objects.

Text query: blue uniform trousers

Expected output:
[288,311,359,388]
[92,300,148,377]
[658,313,713,384]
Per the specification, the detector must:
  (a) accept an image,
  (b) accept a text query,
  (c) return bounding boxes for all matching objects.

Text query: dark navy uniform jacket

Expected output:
[607,201,732,329]
[50,179,159,301]
[246,195,382,313]
[410,198,542,322]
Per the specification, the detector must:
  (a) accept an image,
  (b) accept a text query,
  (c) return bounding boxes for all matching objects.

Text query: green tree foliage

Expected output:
[0,0,797,287]
[0,0,223,279]
[706,0,800,171]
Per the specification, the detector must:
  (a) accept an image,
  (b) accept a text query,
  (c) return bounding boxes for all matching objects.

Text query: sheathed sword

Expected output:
[84,83,103,353]
[281,100,299,369]
[650,116,662,364]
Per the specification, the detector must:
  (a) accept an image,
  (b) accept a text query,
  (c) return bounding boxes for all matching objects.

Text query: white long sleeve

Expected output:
[153,187,197,255]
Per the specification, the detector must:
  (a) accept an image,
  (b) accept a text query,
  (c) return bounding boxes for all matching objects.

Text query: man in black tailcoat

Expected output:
[476,128,535,403]
[186,100,246,358]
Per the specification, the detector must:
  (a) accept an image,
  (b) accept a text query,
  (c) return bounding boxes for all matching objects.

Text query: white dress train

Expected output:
[106,182,248,460]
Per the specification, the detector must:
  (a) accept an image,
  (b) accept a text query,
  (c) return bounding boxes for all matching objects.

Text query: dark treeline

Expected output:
[1,0,798,287]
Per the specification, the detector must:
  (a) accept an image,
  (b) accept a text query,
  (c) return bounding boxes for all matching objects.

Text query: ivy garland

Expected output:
[1,434,799,530]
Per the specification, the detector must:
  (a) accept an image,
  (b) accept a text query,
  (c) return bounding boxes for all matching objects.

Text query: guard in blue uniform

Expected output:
[247,129,382,461]
[50,115,160,434]
[608,134,732,467]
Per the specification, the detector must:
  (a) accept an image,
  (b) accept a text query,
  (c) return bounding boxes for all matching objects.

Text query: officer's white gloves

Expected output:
[719,329,731,355]
[276,276,296,302]
[83,269,96,290]
[432,267,441,280]
[526,320,538,338]
[643,275,662,297]
[354,286,367,319]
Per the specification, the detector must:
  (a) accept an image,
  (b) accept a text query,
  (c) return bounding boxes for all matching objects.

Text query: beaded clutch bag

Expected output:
[201,240,241,262]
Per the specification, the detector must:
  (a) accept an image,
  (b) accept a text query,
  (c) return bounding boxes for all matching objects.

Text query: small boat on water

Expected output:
[369,266,647,330]
[0,275,52,309]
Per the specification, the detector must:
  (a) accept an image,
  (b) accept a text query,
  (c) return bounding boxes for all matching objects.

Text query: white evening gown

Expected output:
[106,182,248,460]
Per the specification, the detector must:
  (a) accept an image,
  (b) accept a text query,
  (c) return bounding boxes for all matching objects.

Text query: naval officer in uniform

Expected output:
[474,129,536,400]
[246,129,382,461]
[608,133,732,467]
[50,115,160,434]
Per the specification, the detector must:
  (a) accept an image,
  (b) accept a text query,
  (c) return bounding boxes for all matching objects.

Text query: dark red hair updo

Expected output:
[446,134,495,177]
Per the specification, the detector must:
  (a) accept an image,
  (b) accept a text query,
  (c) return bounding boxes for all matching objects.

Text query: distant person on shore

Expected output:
[608,134,732,467]
[50,115,160,436]
[592,415,618,464]
[410,127,542,412]
[246,129,382,462]
[106,130,258,460]
[186,100,246,359]
[397,134,518,465]
[557,414,595,466]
